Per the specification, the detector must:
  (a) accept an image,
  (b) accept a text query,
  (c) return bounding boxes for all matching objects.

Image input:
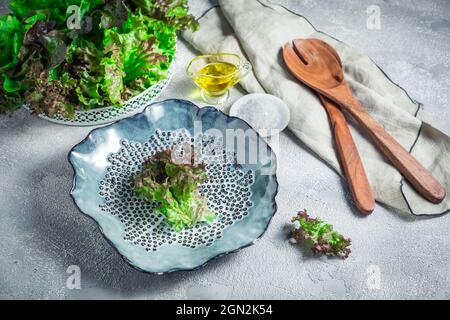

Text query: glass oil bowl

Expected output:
[186,53,252,105]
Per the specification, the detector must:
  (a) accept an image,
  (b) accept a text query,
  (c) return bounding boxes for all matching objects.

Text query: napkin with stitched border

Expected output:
[183,0,450,215]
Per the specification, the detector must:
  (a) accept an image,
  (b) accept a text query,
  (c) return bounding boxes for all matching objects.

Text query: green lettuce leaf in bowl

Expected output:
[0,0,198,116]
[8,0,105,26]
[134,148,216,232]
[0,15,23,73]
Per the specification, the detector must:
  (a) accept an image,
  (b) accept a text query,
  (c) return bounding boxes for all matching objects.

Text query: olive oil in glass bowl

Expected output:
[186,53,251,105]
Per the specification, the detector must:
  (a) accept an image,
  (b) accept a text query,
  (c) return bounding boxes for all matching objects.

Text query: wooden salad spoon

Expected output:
[319,95,375,214]
[283,38,446,204]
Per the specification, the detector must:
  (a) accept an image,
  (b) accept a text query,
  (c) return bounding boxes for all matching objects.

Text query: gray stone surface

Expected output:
[0,0,449,300]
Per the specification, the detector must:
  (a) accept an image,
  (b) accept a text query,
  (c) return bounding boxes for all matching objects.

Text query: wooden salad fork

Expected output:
[319,95,375,214]
[283,38,446,204]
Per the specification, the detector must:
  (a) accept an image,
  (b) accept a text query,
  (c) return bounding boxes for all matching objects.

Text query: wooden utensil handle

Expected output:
[338,90,446,204]
[321,96,375,214]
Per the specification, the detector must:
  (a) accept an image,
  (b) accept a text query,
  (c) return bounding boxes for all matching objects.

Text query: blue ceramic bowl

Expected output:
[69,99,278,274]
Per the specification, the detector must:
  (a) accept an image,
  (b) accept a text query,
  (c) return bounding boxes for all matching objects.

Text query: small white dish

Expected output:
[229,93,290,137]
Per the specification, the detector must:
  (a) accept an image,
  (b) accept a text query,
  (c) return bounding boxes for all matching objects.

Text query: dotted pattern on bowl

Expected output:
[99,129,255,252]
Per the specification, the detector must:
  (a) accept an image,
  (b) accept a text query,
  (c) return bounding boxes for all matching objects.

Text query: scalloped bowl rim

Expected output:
[68,99,279,274]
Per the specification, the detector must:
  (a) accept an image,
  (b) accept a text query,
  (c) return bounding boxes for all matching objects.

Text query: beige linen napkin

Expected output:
[183,0,450,215]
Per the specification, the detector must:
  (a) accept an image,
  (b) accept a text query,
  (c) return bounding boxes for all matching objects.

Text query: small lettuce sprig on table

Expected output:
[290,210,351,259]
[134,148,215,232]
